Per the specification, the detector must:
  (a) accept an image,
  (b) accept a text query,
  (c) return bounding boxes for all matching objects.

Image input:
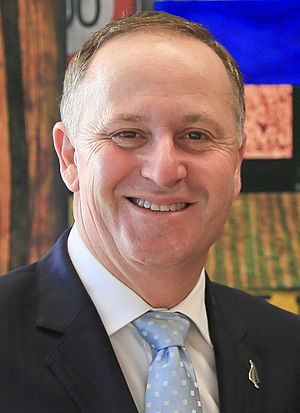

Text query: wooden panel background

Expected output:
[0,5,11,274]
[207,192,300,291]
[0,0,68,273]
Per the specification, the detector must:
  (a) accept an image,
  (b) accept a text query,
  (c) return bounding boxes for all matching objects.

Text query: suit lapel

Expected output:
[45,300,137,413]
[36,231,137,413]
[205,276,264,413]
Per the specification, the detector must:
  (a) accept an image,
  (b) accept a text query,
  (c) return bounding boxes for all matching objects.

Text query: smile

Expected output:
[129,197,189,212]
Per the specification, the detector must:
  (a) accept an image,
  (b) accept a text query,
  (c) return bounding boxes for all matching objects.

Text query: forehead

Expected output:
[80,31,236,132]
[86,30,231,92]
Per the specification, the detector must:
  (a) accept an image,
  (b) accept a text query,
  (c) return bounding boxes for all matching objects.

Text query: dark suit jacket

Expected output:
[1,230,300,413]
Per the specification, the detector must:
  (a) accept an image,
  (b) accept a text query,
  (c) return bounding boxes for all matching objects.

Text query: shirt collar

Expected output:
[68,224,212,347]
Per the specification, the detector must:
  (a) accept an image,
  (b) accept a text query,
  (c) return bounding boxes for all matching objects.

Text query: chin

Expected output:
[121,243,193,268]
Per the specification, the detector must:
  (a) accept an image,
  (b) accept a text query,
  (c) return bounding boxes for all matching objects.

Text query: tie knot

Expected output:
[133,311,190,351]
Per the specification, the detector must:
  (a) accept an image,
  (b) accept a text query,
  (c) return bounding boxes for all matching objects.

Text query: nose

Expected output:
[140,136,187,188]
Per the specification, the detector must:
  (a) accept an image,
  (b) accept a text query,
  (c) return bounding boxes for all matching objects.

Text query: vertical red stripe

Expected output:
[113,0,136,19]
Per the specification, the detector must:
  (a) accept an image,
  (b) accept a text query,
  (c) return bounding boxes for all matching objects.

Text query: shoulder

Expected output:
[0,263,37,292]
[210,281,300,340]
[0,229,71,306]
[0,263,38,312]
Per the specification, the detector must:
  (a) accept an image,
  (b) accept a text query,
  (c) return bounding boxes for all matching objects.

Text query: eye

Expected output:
[178,129,215,152]
[111,130,146,148]
[113,130,137,139]
[187,131,206,140]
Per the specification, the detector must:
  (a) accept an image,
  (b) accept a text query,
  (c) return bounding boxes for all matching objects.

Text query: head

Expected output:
[53,12,246,302]
[61,11,245,143]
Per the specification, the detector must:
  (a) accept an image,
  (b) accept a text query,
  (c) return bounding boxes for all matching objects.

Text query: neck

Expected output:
[128,269,203,308]
[84,233,204,308]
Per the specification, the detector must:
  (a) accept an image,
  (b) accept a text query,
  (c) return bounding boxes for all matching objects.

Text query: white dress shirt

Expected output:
[68,225,219,413]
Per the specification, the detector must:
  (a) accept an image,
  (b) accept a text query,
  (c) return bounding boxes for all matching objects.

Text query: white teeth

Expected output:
[150,203,160,211]
[160,205,169,212]
[131,198,188,212]
[143,200,151,209]
[137,199,145,207]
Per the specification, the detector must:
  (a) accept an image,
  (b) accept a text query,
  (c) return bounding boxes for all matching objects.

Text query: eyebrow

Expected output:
[108,111,214,124]
[182,112,213,124]
[182,112,226,137]
[109,113,145,123]
[102,111,226,137]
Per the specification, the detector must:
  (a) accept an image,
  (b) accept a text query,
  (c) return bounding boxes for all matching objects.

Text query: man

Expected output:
[1,11,300,413]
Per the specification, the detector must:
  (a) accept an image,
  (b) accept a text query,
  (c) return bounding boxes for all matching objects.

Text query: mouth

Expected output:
[128,197,190,212]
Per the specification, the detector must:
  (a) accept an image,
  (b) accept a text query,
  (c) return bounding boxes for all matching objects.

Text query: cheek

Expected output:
[204,149,240,178]
[81,147,139,198]
[197,152,239,204]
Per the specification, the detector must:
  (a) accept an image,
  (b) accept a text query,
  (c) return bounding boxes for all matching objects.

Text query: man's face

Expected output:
[55,31,245,271]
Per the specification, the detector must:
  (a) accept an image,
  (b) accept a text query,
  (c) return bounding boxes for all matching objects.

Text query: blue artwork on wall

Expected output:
[154,1,300,85]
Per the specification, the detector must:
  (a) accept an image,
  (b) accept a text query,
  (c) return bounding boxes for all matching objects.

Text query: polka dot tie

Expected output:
[132,311,203,413]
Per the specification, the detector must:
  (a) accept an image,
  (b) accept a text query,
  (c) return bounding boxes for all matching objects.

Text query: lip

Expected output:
[127,196,192,212]
[125,194,193,204]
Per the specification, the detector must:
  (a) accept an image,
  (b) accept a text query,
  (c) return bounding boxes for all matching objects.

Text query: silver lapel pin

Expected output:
[248,360,260,389]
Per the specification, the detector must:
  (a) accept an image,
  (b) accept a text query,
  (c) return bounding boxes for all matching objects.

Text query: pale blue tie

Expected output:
[132,311,203,413]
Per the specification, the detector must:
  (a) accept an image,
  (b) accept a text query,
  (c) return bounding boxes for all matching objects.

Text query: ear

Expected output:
[53,122,79,192]
[233,133,247,198]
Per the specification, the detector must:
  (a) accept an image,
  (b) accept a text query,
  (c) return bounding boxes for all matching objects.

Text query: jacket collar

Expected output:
[205,275,264,413]
[36,230,137,413]
[36,229,88,333]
